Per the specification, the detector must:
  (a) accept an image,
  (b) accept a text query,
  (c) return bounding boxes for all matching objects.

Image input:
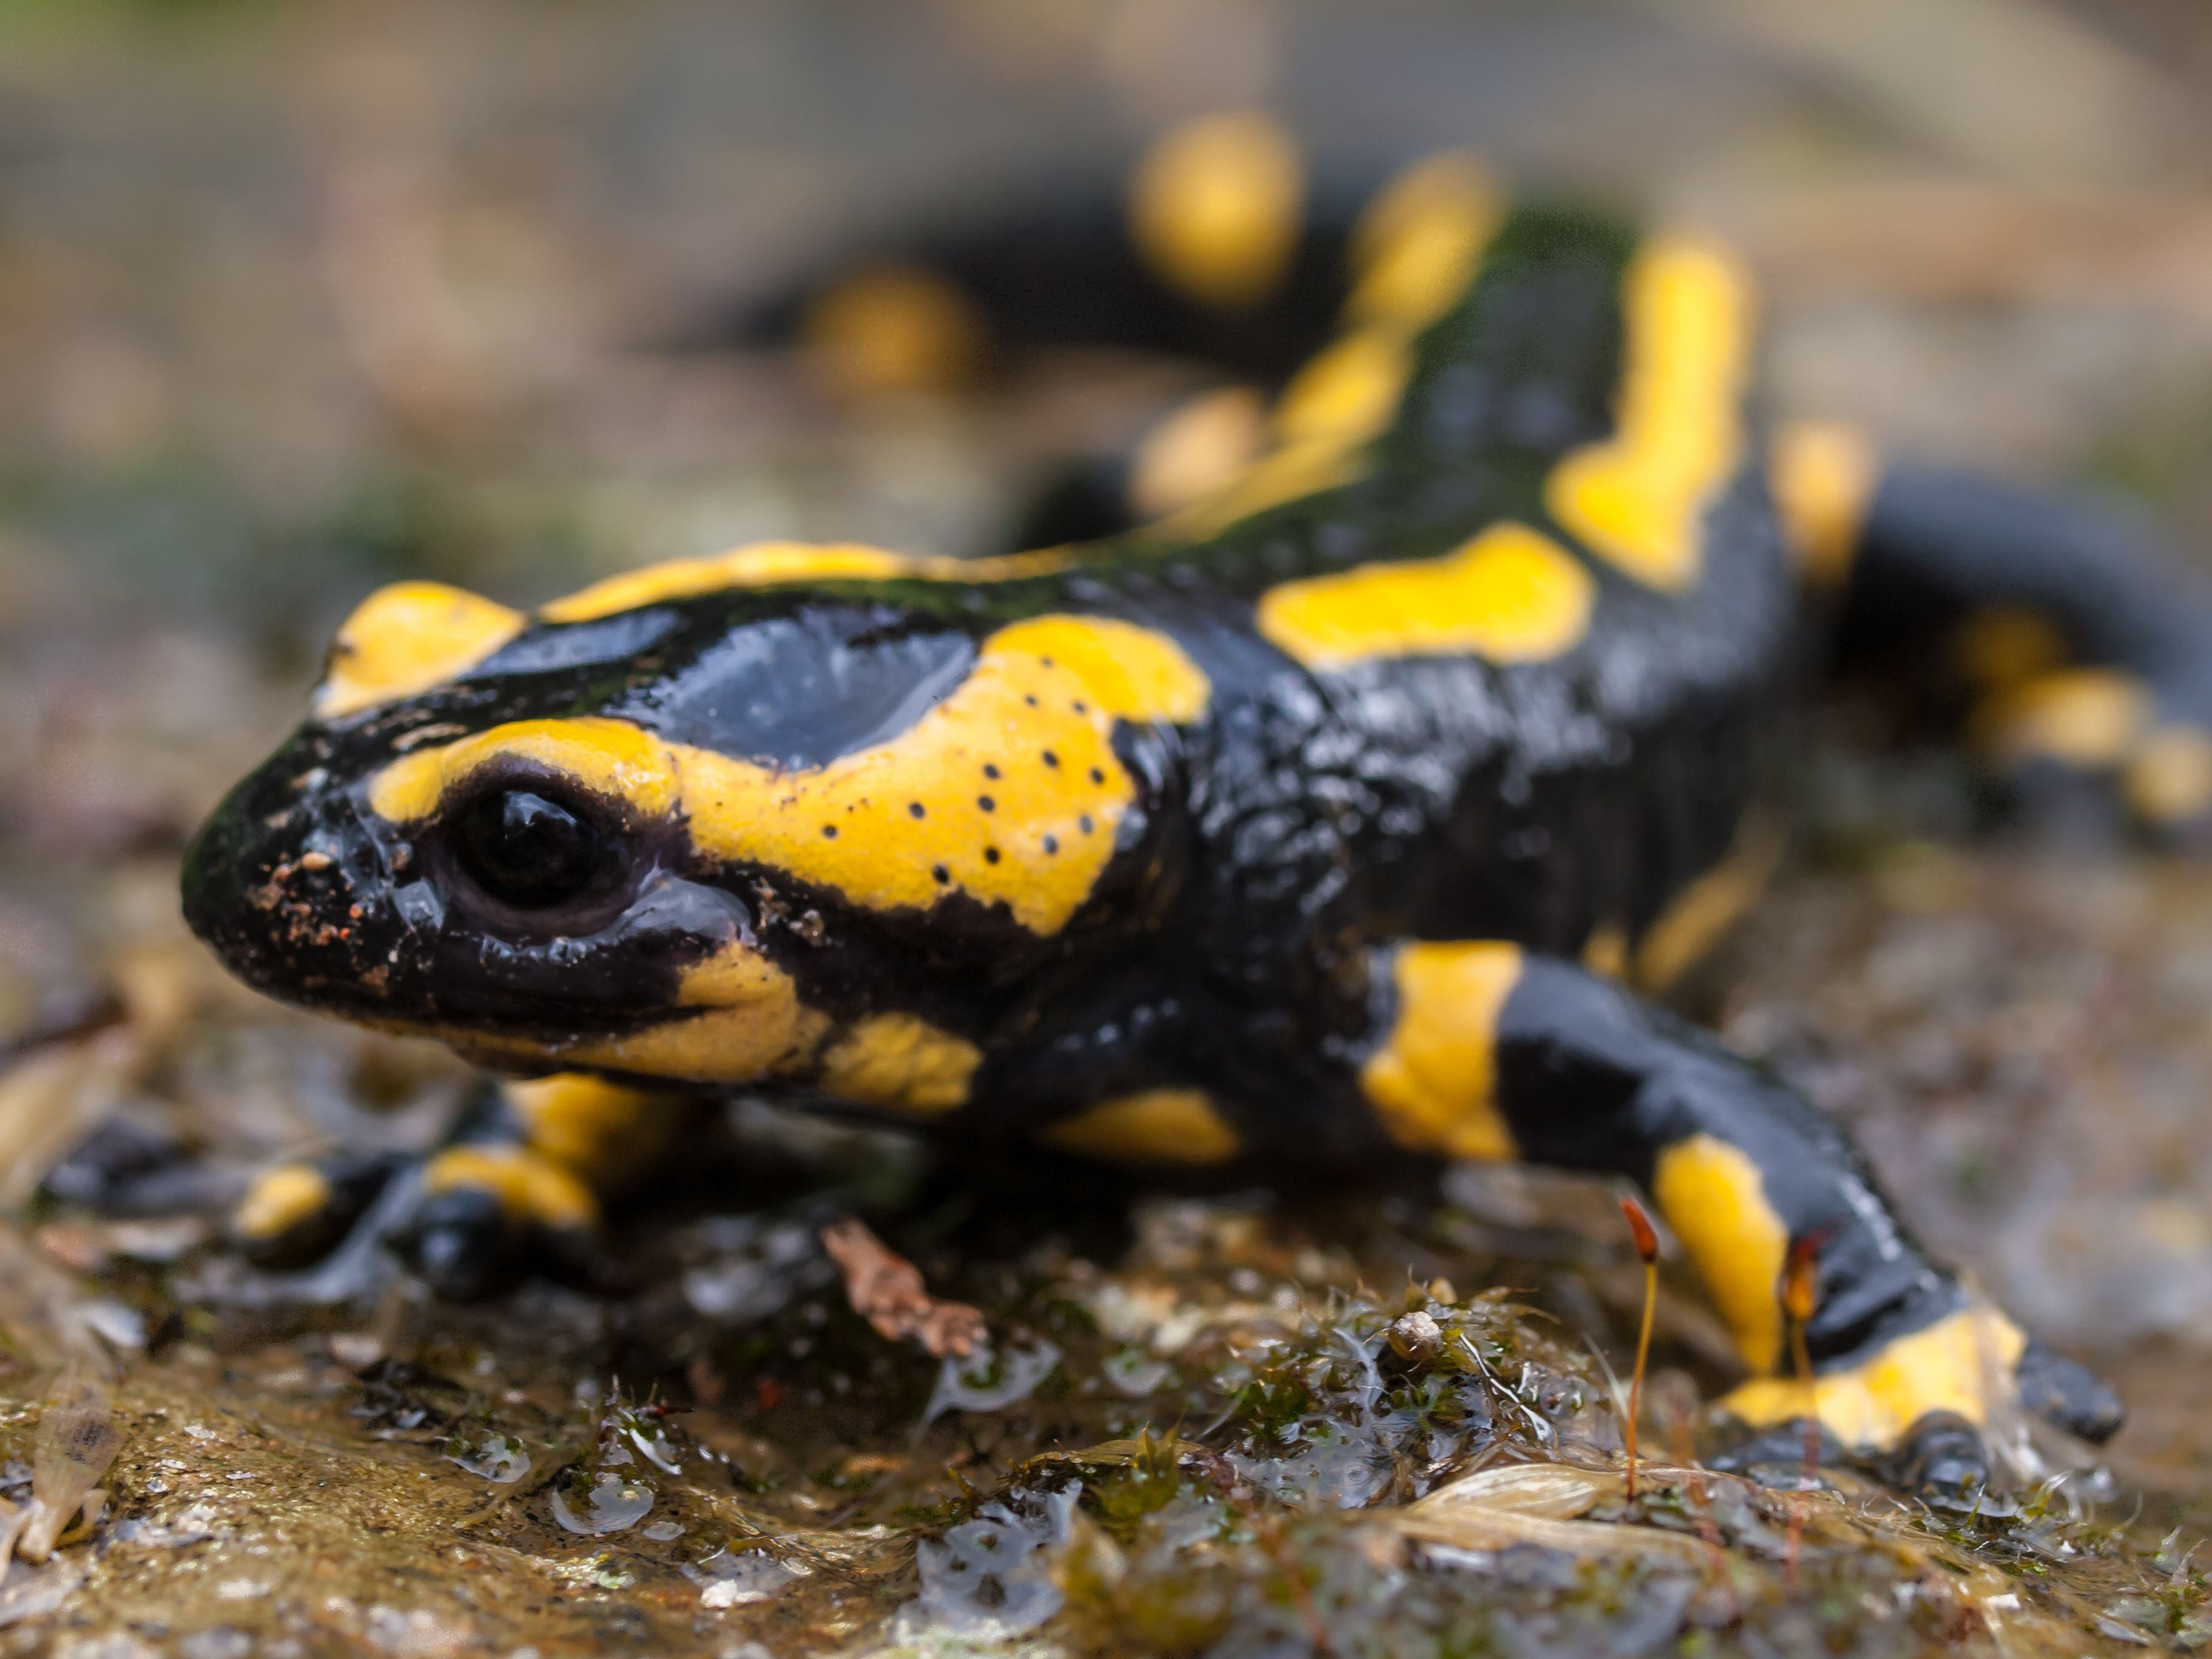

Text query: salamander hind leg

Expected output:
[232,1073,694,1299]
[1358,941,2122,1495]
[1785,424,2212,844]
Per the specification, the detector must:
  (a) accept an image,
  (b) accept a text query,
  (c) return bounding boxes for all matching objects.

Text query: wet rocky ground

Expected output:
[10,1,2212,1654]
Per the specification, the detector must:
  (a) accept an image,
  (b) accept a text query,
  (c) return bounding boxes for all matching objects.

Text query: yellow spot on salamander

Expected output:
[1580,919,1629,981]
[1347,150,1501,332]
[1546,236,1755,591]
[1652,1132,1787,1375]
[1720,1304,2027,1451]
[1974,667,2148,770]
[1272,328,1413,451]
[367,617,1209,937]
[1127,110,1305,310]
[802,266,984,398]
[503,1073,674,1193]
[315,581,525,720]
[1769,420,1877,588]
[423,1144,598,1232]
[816,1013,981,1114]
[424,944,830,1087]
[2127,725,2212,825]
[1256,521,1595,670]
[1041,1088,1241,1164]
[1155,158,1500,541]
[1361,941,1524,1161]
[369,716,677,825]
[1159,437,1368,540]
[991,614,1211,725]
[1956,605,2068,692]
[233,1163,331,1241]
[539,540,1073,625]
[1161,325,1415,537]
[1127,386,1269,521]
[1632,809,1786,994]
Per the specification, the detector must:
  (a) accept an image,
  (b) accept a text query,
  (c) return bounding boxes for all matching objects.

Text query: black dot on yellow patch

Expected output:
[984,763,1000,779]
[908,802,925,819]
[985,847,1001,864]
[1043,836,1059,854]
[979,795,996,812]
[822,825,837,839]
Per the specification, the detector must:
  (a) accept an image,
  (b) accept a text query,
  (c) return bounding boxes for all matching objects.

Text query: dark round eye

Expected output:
[454,789,615,909]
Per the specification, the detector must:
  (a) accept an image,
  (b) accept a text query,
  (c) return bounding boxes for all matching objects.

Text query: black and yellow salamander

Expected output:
[185,113,2212,1491]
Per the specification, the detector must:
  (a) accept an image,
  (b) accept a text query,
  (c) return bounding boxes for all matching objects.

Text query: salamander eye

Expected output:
[453,789,617,909]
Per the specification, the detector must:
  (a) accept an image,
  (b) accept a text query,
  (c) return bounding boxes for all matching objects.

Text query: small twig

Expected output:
[1621,1198,1660,1503]
[1780,1232,1825,1594]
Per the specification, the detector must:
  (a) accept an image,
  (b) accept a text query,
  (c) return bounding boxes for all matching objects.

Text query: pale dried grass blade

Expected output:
[16,1366,122,1563]
[1414,1463,1623,1520]
[1392,1506,1711,1566]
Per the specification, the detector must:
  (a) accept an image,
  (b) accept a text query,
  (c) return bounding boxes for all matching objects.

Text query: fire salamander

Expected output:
[187,112,2212,1493]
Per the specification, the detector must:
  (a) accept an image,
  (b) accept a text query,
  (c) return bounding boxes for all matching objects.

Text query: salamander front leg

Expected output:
[1361,942,2122,1491]
[233,1073,694,1299]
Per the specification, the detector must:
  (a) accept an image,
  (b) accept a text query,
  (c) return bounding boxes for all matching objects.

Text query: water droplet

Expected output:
[445,1432,530,1484]
[550,1470,654,1535]
[925,1338,1061,1423]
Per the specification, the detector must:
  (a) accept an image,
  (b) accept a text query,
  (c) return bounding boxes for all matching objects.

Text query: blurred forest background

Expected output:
[9,0,2212,870]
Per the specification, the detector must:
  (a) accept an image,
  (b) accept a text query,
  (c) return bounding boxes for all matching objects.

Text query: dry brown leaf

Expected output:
[820,1218,986,1361]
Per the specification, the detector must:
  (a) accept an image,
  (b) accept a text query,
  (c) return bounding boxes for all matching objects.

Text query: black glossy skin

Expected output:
[183,189,2177,1463]
[186,206,1788,1153]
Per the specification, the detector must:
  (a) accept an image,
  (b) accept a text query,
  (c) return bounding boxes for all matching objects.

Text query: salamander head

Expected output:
[181,555,1209,1088]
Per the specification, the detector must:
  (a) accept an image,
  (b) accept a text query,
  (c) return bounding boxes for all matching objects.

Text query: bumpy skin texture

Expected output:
[183,172,2175,1477]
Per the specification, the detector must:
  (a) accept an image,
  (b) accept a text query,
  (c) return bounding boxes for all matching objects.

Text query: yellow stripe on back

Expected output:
[1546,236,1755,591]
[1256,521,1594,671]
[1347,150,1501,332]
